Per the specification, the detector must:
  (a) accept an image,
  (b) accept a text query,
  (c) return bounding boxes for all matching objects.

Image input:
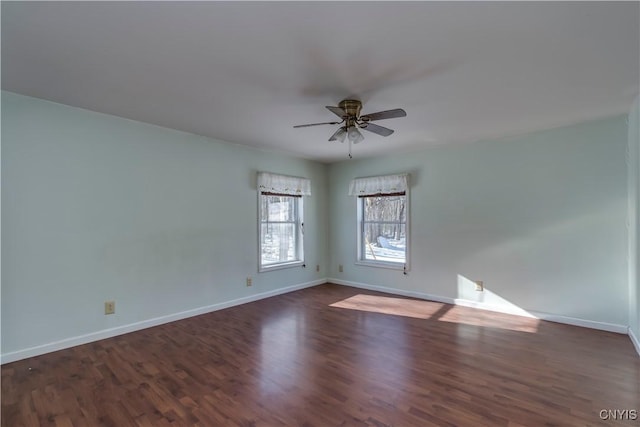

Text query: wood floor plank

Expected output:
[2,284,639,426]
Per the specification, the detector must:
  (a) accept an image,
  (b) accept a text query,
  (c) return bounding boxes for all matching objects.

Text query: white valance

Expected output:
[348,173,408,196]
[258,172,311,196]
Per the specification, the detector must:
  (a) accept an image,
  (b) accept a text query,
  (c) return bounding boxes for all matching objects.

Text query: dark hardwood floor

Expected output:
[2,283,639,426]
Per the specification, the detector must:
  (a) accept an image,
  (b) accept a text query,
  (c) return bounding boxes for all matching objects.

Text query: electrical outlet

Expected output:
[105,301,115,315]
[246,277,252,287]
[316,264,320,272]
[475,281,484,292]
[339,264,344,273]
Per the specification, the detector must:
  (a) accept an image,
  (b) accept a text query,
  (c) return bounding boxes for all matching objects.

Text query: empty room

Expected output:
[2,1,639,426]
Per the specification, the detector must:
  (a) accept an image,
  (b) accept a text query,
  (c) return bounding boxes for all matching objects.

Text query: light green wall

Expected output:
[629,95,640,340]
[2,90,635,361]
[1,91,328,358]
[329,116,629,326]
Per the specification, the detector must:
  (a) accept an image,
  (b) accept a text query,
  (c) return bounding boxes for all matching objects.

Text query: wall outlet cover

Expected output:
[105,301,115,315]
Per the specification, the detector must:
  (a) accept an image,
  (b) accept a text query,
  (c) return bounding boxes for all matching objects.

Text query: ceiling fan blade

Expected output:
[360,122,394,137]
[293,121,340,128]
[326,106,347,118]
[360,108,407,121]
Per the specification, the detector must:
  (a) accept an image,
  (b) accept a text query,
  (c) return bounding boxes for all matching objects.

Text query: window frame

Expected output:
[355,189,410,271]
[258,192,305,272]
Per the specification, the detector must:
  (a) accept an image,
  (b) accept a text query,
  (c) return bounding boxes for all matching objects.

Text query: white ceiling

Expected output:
[2,2,639,163]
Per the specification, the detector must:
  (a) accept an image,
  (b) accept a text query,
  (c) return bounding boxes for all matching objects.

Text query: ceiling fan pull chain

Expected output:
[348,139,353,159]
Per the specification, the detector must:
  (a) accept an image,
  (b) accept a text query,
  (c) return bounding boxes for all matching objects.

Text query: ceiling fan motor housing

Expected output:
[338,99,362,118]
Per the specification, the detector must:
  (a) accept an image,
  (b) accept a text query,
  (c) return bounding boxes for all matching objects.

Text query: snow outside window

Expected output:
[358,193,408,269]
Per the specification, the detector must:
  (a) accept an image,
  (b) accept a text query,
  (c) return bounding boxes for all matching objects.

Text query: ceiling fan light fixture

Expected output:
[347,126,364,144]
[335,127,347,143]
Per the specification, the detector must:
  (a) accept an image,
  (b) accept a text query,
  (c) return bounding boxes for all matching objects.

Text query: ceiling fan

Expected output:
[294,99,406,158]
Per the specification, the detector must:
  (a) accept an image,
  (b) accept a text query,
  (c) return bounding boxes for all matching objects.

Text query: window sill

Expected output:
[355,260,408,271]
[259,261,305,273]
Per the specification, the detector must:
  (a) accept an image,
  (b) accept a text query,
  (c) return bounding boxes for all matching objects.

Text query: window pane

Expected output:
[361,194,407,265]
[259,192,304,270]
[363,195,406,222]
[363,223,406,263]
[261,195,296,222]
[261,223,297,265]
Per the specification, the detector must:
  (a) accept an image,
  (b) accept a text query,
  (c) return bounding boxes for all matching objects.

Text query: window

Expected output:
[350,174,409,270]
[359,194,407,266]
[259,194,303,270]
[257,172,310,271]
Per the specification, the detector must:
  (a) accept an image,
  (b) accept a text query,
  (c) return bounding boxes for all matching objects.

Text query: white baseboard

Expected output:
[1,279,325,364]
[328,278,629,334]
[629,327,640,357]
[4,278,634,364]
[329,278,458,305]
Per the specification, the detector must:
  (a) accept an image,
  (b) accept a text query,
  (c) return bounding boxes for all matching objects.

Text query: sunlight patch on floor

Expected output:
[330,294,448,319]
[436,308,540,333]
[453,274,540,332]
[330,291,540,333]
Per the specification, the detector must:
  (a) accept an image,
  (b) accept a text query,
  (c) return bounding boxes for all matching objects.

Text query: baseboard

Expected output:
[329,278,458,305]
[629,327,640,357]
[328,278,629,334]
[5,278,632,364]
[1,279,326,364]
